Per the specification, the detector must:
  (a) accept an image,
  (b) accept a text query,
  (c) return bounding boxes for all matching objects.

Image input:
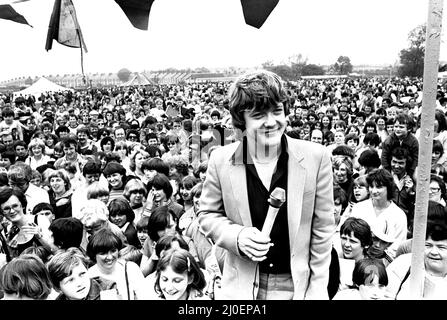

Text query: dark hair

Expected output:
[366,169,396,200]
[435,109,447,133]
[141,158,170,176]
[344,133,359,145]
[61,136,78,150]
[332,145,355,159]
[108,198,135,223]
[0,254,52,299]
[432,139,444,156]
[362,120,377,134]
[426,220,447,241]
[1,150,16,164]
[49,217,84,249]
[430,174,447,201]
[0,186,27,211]
[151,173,173,199]
[86,228,123,262]
[363,132,381,148]
[148,205,178,242]
[340,217,373,249]
[228,70,289,131]
[155,233,190,258]
[333,184,348,210]
[32,202,54,216]
[358,148,381,169]
[394,113,413,130]
[100,136,115,152]
[82,160,102,176]
[351,258,388,288]
[154,248,206,298]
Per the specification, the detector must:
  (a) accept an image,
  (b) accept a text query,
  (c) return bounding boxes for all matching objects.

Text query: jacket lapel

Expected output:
[229,140,252,227]
[286,136,306,246]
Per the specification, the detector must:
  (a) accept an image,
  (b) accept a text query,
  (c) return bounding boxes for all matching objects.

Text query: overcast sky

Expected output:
[0,0,446,81]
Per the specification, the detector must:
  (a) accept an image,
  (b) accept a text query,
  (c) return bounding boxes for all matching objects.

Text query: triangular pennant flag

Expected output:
[45,0,87,52]
[114,0,154,30]
[0,4,32,27]
[240,0,279,29]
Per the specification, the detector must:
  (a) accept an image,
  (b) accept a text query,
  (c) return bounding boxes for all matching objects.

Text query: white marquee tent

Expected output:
[13,77,72,99]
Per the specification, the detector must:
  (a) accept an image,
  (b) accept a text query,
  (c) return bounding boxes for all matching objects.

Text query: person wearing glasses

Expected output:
[429,174,447,207]
[0,186,56,258]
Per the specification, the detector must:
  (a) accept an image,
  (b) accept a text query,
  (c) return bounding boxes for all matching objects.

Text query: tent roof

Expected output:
[122,73,155,86]
[13,77,72,98]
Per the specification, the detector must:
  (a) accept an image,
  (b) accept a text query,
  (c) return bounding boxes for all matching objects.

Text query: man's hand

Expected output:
[237,227,272,262]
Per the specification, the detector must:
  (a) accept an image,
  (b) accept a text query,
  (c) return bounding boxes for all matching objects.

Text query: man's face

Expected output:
[15,145,27,157]
[84,173,100,185]
[243,104,286,152]
[4,115,13,125]
[310,130,323,144]
[391,157,407,176]
[2,135,13,147]
[63,144,77,159]
[115,129,125,141]
[394,121,408,138]
[77,132,88,145]
[59,263,91,300]
[148,138,158,147]
[172,122,182,132]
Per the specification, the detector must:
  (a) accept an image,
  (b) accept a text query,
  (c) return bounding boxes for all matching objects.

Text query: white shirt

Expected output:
[25,183,50,215]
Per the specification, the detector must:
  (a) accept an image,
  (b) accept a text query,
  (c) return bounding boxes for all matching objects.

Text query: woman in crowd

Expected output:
[103,162,135,202]
[333,258,390,300]
[350,168,407,259]
[145,173,183,219]
[140,205,180,276]
[25,138,51,170]
[86,228,147,300]
[123,178,147,225]
[44,133,59,156]
[108,198,141,249]
[0,186,56,258]
[100,136,115,153]
[387,221,447,299]
[152,248,208,300]
[129,149,150,183]
[332,155,355,204]
[114,141,131,174]
[429,174,447,207]
[47,169,73,219]
[0,254,53,300]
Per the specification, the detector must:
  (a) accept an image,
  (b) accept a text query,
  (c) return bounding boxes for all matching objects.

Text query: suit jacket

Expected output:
[198,135,335,300]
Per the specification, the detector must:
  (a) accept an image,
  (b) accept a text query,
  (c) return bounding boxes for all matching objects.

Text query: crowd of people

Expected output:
[0,70,446,300]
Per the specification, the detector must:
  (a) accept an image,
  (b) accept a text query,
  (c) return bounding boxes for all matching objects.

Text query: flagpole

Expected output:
[77,29,86,87]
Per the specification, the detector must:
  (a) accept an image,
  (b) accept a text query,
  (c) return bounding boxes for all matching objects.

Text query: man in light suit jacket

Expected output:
[198,70,335,300]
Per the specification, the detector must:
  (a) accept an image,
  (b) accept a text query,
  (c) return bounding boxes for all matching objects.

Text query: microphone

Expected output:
[261,187,286,236]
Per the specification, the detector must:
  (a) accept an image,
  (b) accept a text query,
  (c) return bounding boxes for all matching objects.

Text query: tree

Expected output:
[398,24,426,77]
[117,68,132,82]
[301,64,325,76]
[332,56,353,75]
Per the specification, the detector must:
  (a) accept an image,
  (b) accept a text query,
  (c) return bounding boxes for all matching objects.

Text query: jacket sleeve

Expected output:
[305,147,336,299]
[381,136,392,172]
[197,152,245,257]
[408,136,419,176]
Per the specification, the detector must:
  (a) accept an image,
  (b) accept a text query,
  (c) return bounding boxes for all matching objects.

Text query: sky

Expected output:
[0,0,446,82]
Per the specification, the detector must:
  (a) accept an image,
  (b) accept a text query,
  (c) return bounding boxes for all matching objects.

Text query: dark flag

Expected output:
[45,0,87,52]
[0,4,32,27]
[240,0,279,29]
[114,0,154,30]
